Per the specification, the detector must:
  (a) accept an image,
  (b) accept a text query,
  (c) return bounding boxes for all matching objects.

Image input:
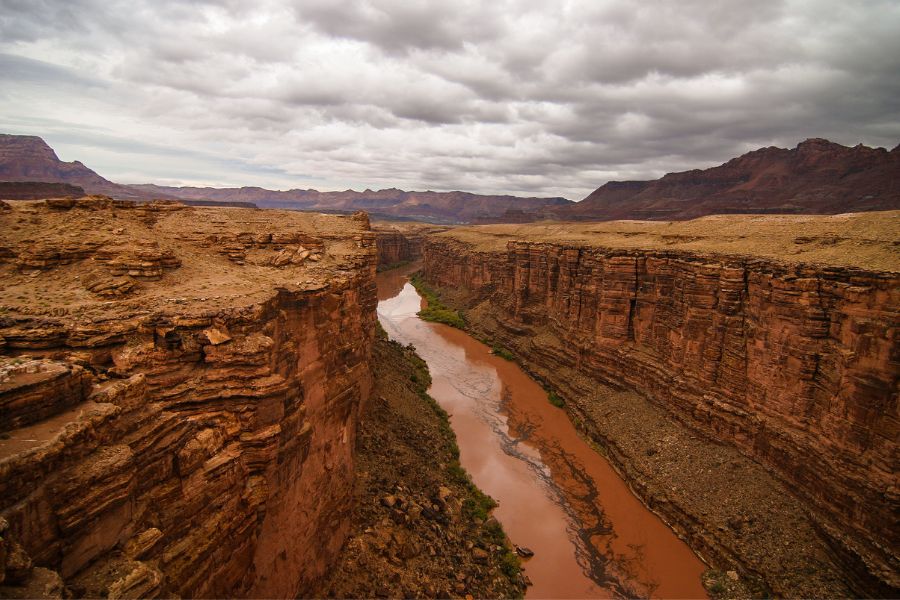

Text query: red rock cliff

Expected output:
[375,232,422,267]
[374,224,449,267]
[0,200,377,597]
[423,214,899,594]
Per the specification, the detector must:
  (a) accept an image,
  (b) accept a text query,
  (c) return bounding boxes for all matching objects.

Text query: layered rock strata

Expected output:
[373,224,448,267]
[422,212,899,596]
[0,200,377,598]
[375,232,421,267]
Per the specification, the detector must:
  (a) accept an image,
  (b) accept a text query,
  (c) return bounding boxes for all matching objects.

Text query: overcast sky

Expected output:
[1,0,898,200]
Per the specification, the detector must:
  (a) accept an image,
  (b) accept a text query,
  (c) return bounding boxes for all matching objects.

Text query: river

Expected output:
[376,263,707,599]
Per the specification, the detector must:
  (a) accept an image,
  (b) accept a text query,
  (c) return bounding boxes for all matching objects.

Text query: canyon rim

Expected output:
[2,1,900,598]
[0,196,897,598]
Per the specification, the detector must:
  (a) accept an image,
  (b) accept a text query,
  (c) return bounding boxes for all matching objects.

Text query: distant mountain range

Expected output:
[1,133,897,223]
[130,183,572,223]
[553,138,900,221]
[0,134,570,222]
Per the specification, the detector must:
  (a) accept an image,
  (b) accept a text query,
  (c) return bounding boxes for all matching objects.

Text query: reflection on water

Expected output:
[376,264,707,599]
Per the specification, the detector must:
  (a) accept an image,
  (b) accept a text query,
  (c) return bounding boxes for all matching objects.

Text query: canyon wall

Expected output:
[375,232,422,267]
[423,218,898,595]
[374,224,448,267]
[0,200,377,598]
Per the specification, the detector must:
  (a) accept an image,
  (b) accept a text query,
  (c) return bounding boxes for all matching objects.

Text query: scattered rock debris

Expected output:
[311,333,524,599]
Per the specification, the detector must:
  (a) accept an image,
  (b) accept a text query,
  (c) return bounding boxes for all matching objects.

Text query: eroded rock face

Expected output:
[423,222,899,595]
[375,232,419,266]
[0,201,377,598]
[373,224,449,267]
[0,359,92,431]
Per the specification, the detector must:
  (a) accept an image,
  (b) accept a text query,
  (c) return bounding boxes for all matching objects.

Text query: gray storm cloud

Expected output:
[0,0,898,199]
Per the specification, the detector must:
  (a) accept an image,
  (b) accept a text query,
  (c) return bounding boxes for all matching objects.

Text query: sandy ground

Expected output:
[371,220,451,235]
[436,211,900,271]
[0,199,371,321]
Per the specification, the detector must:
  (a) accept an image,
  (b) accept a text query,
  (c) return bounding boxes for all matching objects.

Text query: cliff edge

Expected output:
[0,198,377,597]
[423,211,899,597]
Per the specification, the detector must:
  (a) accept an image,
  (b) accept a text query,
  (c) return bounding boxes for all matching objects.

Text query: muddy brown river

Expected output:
[377,264,707,599]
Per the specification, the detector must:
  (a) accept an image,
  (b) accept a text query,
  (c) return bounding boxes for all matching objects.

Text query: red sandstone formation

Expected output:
[0,200,377,597]
[375,231,420,267]
[373,223,450,267]
[559,138,900,220]
[422,213,899,596]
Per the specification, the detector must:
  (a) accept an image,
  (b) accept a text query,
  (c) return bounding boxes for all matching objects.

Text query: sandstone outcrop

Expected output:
[0,359,93,431]
[204,231,325,267]
[0,200,377,597]
[423,212,899,596]
[373,223,449,267]
[376,232,420,267]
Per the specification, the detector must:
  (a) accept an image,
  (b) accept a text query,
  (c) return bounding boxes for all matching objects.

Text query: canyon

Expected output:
[373,222,444,268]
[378,265,710,598]
[312,274,526,599]
[0,198,378,597]
[0,192,897,599]
[2,2,898,596]
[421,212,899,597]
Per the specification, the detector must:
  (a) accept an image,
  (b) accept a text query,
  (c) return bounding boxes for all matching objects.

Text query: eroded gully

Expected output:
[376,264,707,599]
